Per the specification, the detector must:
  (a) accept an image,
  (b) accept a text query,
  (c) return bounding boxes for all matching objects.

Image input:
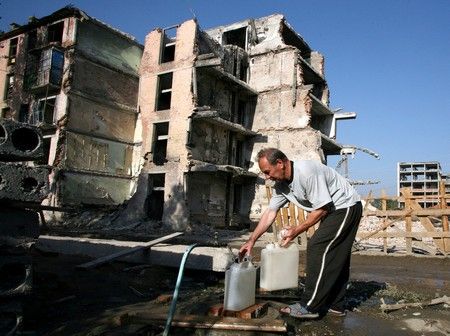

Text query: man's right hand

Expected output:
[238,240,255,260]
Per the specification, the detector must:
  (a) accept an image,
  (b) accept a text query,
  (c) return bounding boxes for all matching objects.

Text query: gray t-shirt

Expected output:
[268,160,360,212]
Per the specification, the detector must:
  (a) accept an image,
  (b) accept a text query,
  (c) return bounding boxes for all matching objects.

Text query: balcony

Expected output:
[24,47,64,94]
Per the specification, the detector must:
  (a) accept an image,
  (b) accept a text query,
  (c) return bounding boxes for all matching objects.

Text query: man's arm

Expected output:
[280,206,328,246]
[239,208,278,259]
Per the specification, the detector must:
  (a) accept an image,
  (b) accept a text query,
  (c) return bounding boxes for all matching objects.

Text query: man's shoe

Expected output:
[280,303,319,319]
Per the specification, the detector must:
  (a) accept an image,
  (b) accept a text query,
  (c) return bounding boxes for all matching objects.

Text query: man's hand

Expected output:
[280,226,301,247]
[239,240,255,260]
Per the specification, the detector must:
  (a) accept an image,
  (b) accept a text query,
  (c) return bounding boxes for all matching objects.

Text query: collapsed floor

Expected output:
[1,241,449,336]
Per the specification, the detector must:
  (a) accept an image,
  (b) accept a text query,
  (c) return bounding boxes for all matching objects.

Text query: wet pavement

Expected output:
[1,247,449,335]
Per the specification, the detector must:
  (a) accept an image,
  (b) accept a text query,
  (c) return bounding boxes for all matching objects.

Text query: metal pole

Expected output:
[163,243,197,336]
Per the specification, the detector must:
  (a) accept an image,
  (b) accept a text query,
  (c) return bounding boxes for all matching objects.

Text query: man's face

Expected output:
[258,157,286,181]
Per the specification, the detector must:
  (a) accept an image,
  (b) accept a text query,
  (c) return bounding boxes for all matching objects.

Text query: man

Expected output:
[239,148,362,319]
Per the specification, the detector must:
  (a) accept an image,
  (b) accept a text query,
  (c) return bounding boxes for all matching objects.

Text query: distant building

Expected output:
[397,161,449,208]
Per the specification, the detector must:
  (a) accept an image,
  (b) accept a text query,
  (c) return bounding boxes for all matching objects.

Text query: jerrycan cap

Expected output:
[266,242,276,250]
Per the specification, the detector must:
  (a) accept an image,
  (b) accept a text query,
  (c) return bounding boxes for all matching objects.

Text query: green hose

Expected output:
[163,243,197,336]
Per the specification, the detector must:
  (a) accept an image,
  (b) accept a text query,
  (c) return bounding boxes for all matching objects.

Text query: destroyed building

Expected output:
[398,161,450,208]
[133,14,356,229]
[0,7,143,212]
[1,8,357,230]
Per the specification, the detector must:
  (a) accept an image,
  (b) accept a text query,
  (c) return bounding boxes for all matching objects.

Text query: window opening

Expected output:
[236,100,246,125]
[48,21,64,44]
[36,137,51,165]
[152,122,169,165]
[230,91,236,120]
[147,173,165,220]
[27,30,37,50]
[233,184,242,215]
[1,107,12,119]
[33,97,56,124]
[156,72,173,111]
[222,27,247,49]
[24,48,63,89]
[8,38,18,65]
[160,26,177,63]
[4,74,14,99]
[239,61,248,82]
[19,104,29,123]
[235,140,243,167]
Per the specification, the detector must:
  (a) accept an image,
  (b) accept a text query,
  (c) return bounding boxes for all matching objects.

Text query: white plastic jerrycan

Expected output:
[260,242,299,291]
[223,257,257,311]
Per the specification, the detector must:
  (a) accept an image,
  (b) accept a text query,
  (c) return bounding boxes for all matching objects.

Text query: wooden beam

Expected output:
[357,231,450,239]
[380,295,450,313]
[76,232,184,269]
[121,313,287,333]
[358,213,410,242]
[439,181,449,252]
[402,188,445,253]
[364,209,450,217]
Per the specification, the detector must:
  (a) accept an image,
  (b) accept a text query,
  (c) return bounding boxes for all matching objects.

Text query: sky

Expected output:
[1,0,449,196]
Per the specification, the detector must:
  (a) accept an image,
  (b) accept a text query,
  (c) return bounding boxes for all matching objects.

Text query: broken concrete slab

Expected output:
[0,163,50,202]
[0,120,44,161]
[36,235,235,272]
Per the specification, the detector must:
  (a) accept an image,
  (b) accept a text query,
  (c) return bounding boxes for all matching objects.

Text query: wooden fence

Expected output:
[267,182,450,256]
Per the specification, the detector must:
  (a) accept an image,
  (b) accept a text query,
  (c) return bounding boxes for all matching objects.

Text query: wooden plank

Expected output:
[358,214,410,241]
[365,209,450,217]
[380,295,450,313]
[122,313,287,332]
[76,232,184,269]
[281,207,289,227]
[402,188,445,252]
[266,186,282,241]
[439,181,449,252]
[357,231,450,239]
[404,192,413,255]
[288,203,296,226]
[381,190,387,254]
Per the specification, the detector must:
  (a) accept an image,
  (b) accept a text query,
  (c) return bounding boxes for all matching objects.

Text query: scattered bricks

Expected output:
[0,119,44,161]
[208,302,269,319]
[0,163,50,202]
[208,303,224,316]
[155,294,173,304]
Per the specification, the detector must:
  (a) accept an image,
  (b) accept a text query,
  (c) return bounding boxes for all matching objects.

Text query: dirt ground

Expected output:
[2,242,449,336]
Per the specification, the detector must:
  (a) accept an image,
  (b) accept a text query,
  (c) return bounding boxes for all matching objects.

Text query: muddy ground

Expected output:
[1,242,449,336]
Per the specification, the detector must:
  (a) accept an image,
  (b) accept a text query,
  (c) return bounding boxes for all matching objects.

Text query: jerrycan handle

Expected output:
[240,255,254,268]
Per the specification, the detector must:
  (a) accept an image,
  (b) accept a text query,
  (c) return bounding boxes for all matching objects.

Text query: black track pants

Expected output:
[301,201,362,313]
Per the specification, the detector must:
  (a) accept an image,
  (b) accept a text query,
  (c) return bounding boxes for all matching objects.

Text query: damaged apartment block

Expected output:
[134,14,356,229]
[1,8,357,231]
[0,6,143,214]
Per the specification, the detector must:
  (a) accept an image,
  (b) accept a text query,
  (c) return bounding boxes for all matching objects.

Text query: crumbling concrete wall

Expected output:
[70,58,139,107]
[189,121,229,164]
[45,15,143,206]
[129,19,198,229]
[76,20,142,76]
[65,132,134,175]
[187,172,228,227]
[67,95,137,143]
[60,172,133,205]
[204,14,335,225]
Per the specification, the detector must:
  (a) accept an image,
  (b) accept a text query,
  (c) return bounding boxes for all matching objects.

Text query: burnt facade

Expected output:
[135,14,356,229]
[0,7,143,212]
